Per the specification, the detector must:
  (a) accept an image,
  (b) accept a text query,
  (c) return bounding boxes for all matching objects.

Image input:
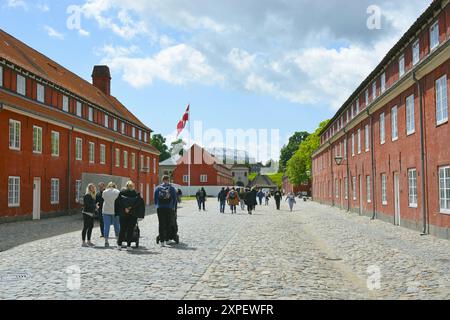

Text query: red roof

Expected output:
[0,29,150,131]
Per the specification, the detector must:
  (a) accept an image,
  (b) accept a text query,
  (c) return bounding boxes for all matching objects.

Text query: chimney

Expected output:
[92,65,111,96]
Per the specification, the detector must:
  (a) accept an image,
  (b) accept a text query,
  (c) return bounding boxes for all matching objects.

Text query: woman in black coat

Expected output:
[82,183,97,247]
[115,181,142,250]
[245,187,258,215]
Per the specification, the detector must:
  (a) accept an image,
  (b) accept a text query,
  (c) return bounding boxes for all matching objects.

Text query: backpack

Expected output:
[158,185,172,205]
[229,191,236,200]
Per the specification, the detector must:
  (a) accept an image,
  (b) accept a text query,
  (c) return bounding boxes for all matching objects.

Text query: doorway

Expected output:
[33,177,41,220]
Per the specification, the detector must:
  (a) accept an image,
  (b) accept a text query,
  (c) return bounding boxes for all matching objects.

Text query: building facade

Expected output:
[312,0,450,239]
[230,165,250,187]
[282,176,312,196]
[0,30,160,222]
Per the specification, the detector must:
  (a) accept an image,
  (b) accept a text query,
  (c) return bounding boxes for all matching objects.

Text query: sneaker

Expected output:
[105,241,110,248]
[126,246,133,251]
[160,241,165,247]
[82,242,88,247]
[87,241,95,247]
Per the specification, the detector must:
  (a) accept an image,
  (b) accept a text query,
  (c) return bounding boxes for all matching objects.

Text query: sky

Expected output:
[0,0,431,162]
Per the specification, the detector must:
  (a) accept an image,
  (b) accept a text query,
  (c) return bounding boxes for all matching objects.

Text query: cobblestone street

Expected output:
[0,200,448,300]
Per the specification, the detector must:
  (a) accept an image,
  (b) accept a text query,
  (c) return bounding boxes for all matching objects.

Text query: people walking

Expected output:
[101,182,120,248]
[196,187,207,211]
[285,192,297,212]
[265,191,270,206]
[218,187,227,213]
[227,187,240,214]
[257,189,264,206]
[274,189,283,210]
[82,183,97,247]
[154,175,178,247]
[95,182,105,238]
[116,181,142,250]
[246,187,258,215]
[239,188,247,211]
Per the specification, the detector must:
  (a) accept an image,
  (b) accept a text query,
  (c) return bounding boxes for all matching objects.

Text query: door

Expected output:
[359,175,363,215]
[33,178,41,220]
[394,172,401,226]
[146,184,150,206]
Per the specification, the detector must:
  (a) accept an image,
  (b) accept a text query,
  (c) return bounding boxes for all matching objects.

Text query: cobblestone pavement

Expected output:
[0,200,448,300]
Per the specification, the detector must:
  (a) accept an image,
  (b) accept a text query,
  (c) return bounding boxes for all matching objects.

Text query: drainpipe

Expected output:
[328,141,334,207]
[367,109,377,220]
[413,71,428,235]
[68,127,73,211]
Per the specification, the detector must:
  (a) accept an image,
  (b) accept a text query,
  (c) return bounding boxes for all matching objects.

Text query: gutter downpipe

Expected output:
[367,109,377,220]
[328,141,334,207]
[413,71,428,235]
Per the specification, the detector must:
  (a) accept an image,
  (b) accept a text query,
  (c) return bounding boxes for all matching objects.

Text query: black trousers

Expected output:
[197,199,206,211]
[98,210,104,236]
[118,215,137,247]
[82,213,94,241]
[275,200,281,210]
[157,208,173,242]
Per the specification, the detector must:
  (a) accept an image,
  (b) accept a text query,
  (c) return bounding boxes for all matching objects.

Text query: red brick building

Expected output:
[0,30,160,222]
[312,0,450,239]
[282,176,312,196]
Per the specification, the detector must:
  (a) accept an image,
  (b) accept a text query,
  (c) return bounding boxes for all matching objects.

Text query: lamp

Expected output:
[334,156,343,166]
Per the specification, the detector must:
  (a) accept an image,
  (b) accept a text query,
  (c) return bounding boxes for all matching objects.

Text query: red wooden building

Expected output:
[312,0,450,239]
[0,30,160,222]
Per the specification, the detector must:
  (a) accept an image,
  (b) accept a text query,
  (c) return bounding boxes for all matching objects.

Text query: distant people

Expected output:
[95,182,106,238]
[274,189,283,210]
[154,175,178,247]
[177,189,183,204]
[257,189,265,206]
[218,187,227,213]
[227,187,240,214]
[196,187,207,211]
[115,181,143,250]
[239,188,247,211]
[285,192,297,212]
[246,187,258,215]
[82,183,97,247]
[265,191,270,206]
[102,182,120,248]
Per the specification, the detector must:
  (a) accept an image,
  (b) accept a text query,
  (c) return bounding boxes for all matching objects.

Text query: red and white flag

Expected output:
[176,104,190,137]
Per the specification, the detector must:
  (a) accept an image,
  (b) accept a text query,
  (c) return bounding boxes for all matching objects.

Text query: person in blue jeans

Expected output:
[101,182,120,248]
[217,187,227,213]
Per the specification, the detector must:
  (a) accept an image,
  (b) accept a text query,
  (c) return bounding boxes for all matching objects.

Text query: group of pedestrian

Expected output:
[217,187,259,215]
[81,180,145,250]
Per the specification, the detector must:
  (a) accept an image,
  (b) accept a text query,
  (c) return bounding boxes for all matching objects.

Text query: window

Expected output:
[153,158,156,174]
[344,177,348,200]
[352,177,357,200]
[399,54,405,78]
[436,75,448,125]
[183,175,189,183]
[104,114,109,128]
[75,138,82,160]
[8,176,20,207]
[37,83,45,103]
[138,130,142,141]
[76,101,82,117]
[17,74,26,95]
[33,126,43,154]
[131,153,136,170]
[366,176,371,203]
[132,127,136,138]
[51,179,59,204]
[343,139,347,159]
[356,99,360,114]
[63,95,69,112]
[351,133,355,156]
[365,89,369,106]
[121,122,125,134]
[365,125,369,152]
[144,132,148,143]
[200,174,208,183]
[439,166,450,214]
[391,106,398,141]
[75,180,82,203]
[100,144,106,165]
[88,107,93,122]
[140,155,144,171]
[408,169,418,208]
[0,66,3,86]
[351,104,354,119]
[124,151,128,169]
[372,81,377,100]
[406,95,415,135]
[412,39,420,66]
[146,157,150,173]
[335,179,339,199]
[357,129,361,154]
[115,148,120,167]
[380,113,385,144]
[381,174,387,205]
[430,21,439,51]
[113,119,118,131]
[9,119,21,150]
[89,142,95,163]
[51,131,60,157]
[381,72,386,93]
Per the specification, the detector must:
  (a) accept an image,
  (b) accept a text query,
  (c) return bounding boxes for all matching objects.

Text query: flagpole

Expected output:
[188,103,191,197]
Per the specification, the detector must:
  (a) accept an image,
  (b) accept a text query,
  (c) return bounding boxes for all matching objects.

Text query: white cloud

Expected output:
[44,26,64,40]
[6,0,27,10]
[37,3,49,12]
[78,28,90,37]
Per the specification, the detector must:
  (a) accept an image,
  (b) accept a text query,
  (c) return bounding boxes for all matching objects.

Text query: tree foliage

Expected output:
[279,131,310,173]
[151,134,171,162]
[286,120,329,185]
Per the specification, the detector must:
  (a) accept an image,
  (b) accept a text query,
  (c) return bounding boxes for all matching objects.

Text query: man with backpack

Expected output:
[226,187,240,214]
[154,175,178,247]
[217,187,227,213]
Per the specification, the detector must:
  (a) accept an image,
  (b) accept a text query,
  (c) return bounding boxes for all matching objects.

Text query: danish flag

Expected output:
[176,104,190,137]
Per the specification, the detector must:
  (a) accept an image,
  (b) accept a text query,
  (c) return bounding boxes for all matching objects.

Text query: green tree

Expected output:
[286,121,329,185]
[151,134,171,162]
[279,131,310,173]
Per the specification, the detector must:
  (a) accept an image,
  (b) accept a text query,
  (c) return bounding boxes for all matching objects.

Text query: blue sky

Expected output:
[1,0,430,161]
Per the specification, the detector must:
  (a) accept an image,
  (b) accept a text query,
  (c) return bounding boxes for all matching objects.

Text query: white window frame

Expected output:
[75,180,82,203]
[89,142,95,164]
[183,175,189,183]
[408,169,418,208]
[380,113,385,144]
[76,101,82,117]
[115,148,120,167]
[343,138,347,160]
[372,81,377,100]
[17,74,26,95]
[9,119,21,151]
[357,129,361,154]
[365,89,369,106]
[381,174,387,205]
[113,119,118,131]
[391,106,398,141]
[344,177,348,200]
[63,95,69,112]
[399,54,405,78]
[124,151,128,169]
[88,107,94,122]
[51,178,60,205]
[138,130,142,141]
[75,138,83,161]
[436,75,448,125]
[131,153,136,170]
[8,176,20,207]
[352,177,357,200]
[412,39,420,66]
[406,94,415,135]
[430,21,440,51]
[153,158,156,174]
[356,99,360,114]
[365,124,369,152]
[37,83,45,103]
[140,155,144,171]
[146,156,150,173]
[100,144,106,165]
[33,125,43,154]
[439,166,450,214]
[51,131,60,157]
[351,133,355,157]
[0,66,3,87]
[366,176,371,203]
[381,72,386,93]
[200,174,208,183]
[121,122,125,134]
[335,179,339,199]
[132,127,136,139]
[104,114,109,128]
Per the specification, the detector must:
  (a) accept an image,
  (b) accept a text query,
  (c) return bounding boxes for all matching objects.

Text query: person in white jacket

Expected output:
[102,182,120,247]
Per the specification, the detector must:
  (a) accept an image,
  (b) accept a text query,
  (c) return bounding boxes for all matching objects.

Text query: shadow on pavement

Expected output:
[166,242,197,251]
